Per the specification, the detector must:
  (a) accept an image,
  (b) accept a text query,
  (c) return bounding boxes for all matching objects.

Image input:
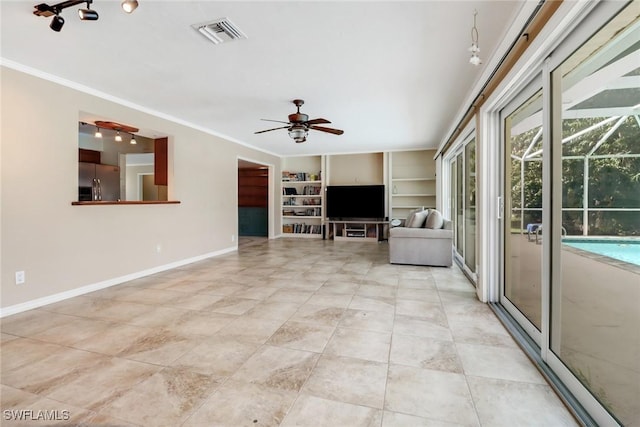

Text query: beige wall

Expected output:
[327,153,383,185]
[0,66,281,310]
[125,164,154,201]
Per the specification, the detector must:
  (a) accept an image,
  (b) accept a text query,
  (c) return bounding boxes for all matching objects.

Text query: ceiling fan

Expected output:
[255,99,344,143]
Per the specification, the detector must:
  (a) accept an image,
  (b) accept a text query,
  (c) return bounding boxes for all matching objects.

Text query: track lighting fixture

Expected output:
[78,1,98,21]
[121,0,138,14]
[49,13,64,31]
[34,0,138,32]
[115,131,123,142]
[94,127,102,138]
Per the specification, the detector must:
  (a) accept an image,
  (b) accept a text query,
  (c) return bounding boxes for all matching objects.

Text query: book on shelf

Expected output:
[302,185,321,195]
[283,223,322,234]
[281,171,321,182]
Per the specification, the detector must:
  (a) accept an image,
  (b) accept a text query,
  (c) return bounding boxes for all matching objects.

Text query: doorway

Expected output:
[237,159,270,238]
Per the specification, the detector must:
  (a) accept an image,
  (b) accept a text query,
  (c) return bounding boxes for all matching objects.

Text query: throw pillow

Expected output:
[408,208,429,228]
[404,208,423,228]
[425,209,444,229]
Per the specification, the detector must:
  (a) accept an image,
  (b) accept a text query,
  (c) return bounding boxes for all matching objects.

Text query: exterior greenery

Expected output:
[510,116,640,236]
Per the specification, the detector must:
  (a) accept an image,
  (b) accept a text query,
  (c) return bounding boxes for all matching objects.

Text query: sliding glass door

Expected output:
[497,2,639,424]
[464,140,476,272]
[548,5,640,424]
[501,86,544,338]
[449,133,477,279]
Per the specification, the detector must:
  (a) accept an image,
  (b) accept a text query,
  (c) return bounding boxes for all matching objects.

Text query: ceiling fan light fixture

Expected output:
[254,99,343,144]
[288,126,307,143]
[121,0,138,14]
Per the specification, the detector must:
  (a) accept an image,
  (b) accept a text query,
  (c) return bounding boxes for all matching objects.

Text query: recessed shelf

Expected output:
[391,194,436,197]
[391,178,435,182]
[390,150,437,218]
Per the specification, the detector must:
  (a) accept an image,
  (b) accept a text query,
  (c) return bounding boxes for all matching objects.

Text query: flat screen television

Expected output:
[326,185,385,220]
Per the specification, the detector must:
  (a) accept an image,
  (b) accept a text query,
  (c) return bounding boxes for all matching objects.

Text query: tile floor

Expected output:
[1,238,578,426]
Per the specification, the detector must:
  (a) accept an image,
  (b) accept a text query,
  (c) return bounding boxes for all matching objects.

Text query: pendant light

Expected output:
[130,134,137,145]
[115,131,123,142]
[94,126,102,138]
[468,10,482,66]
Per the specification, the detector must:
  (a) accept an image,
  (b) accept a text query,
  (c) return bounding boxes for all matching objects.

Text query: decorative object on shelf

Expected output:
[468,9,482,66]
[390,218,402,227]
[33,0,138,32]
[255,99,344,143]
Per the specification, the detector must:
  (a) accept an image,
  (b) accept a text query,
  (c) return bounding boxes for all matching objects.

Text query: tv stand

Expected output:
[328,220,388,242]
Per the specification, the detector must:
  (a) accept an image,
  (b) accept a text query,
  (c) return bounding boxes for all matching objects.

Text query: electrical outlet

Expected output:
[231,234,235,242]
[15,271,25,285]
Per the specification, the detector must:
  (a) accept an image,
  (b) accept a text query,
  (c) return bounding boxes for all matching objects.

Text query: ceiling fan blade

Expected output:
[309,125,344,135]
[254,126,290,134]
[305,118,331,125]
[260,119,291,124]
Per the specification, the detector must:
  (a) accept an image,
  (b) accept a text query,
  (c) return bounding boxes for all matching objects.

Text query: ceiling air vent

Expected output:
[192,18,247,45]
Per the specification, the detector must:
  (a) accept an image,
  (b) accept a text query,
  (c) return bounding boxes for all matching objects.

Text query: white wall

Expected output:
[0,66,281,312]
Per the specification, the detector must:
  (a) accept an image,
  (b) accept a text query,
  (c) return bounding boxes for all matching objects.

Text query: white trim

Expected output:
[478,106,501,303]
[0,246,237,318]
[0,59,280,158]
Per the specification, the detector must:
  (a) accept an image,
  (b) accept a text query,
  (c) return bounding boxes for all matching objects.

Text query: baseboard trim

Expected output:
[0,247,237,318]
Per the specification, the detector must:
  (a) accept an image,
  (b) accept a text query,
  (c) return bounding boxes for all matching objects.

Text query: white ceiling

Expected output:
[1,1,524,156]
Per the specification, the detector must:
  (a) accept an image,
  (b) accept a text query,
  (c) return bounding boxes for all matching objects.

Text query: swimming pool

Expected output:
[563,238,640,266]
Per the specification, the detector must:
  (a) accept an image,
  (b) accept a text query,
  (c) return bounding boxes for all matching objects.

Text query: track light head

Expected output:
[78,2,98,21]
[50,14,64,31]
[121,0,138,14]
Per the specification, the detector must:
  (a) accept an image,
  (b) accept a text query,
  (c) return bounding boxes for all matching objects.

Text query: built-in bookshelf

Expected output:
[389,150,436,220]
[281,157,324,238]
